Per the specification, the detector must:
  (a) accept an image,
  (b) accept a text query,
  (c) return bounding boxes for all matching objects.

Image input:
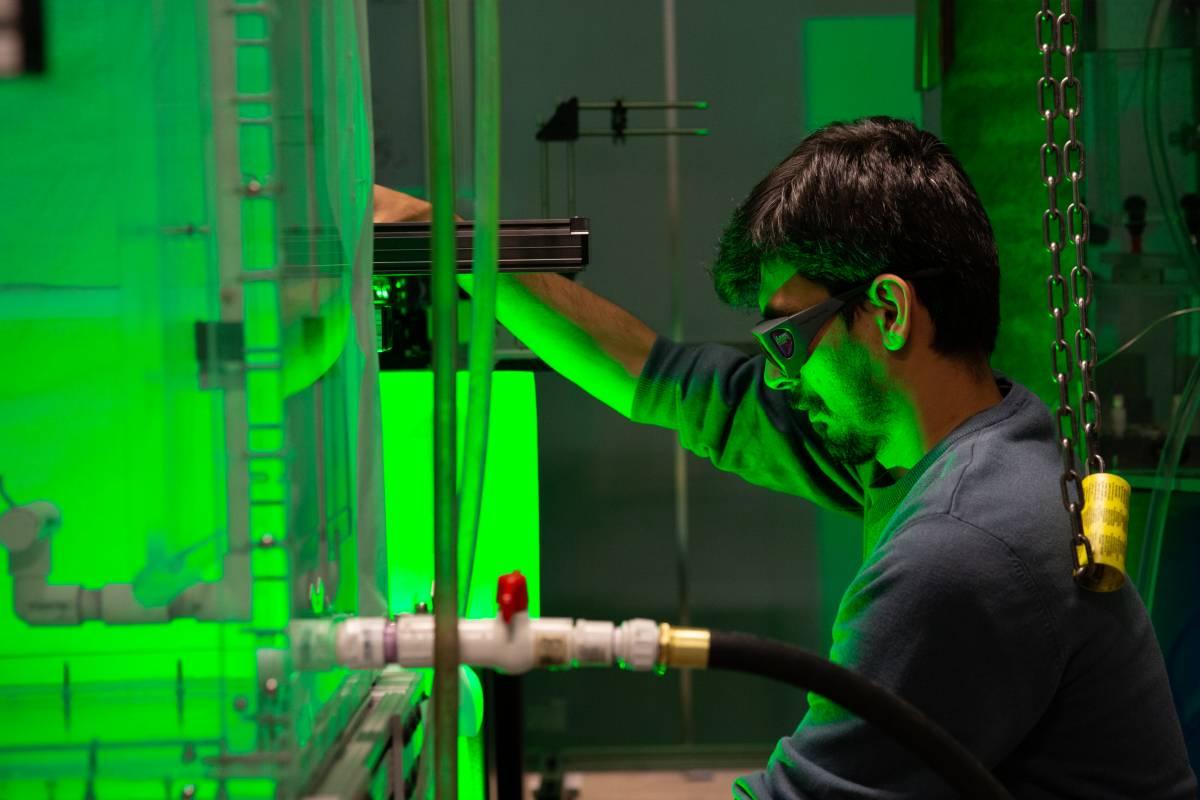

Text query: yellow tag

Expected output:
[1077,473,1131,592]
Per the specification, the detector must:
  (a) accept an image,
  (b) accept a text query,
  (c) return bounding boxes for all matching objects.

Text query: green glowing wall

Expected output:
[0,0,225,671]
[803,15,923,131]
[380,370,542,618]
[940,4,1048,403]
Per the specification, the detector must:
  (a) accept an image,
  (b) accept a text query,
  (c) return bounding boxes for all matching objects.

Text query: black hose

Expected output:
[707,630,1012,800]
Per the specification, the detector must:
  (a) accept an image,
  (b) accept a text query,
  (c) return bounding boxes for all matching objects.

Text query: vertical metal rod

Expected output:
[417,0,431,195]
[662,0,692,745]
[204,0,241,743]
[299,0,331,593]
[206,0,251,560]
[488,673,525,800]
[459,0,501,616]
[424,0,459,797]
[540,141,551,217]
[450,0,475,211]
[566,141,577,216]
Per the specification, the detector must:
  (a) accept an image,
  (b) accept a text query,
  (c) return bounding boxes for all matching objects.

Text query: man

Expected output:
[375,117,1196,798]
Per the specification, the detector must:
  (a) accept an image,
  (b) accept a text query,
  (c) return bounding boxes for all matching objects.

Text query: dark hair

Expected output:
[713,116,1000,360]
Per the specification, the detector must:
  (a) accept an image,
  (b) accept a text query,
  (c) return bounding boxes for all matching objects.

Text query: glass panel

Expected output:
[0,2,384,796]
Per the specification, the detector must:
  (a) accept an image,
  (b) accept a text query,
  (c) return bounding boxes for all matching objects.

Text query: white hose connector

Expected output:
[613,618,660,672]
[291,613,664,674]
[336,616,389,669]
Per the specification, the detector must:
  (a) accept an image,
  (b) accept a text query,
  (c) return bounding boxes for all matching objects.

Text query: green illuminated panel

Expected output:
[803,16,922,131]
[381,370,541,800]
[0,0,230,671]
[381,370,542,618]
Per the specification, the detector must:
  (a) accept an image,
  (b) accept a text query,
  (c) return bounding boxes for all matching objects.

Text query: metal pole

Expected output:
[662,0,693,746]
[459,0,501,616]
[424,0,459,796]
[540,141,550,217]
[417,0,430,194]
[566,141,576,217]
[450,0,474,213]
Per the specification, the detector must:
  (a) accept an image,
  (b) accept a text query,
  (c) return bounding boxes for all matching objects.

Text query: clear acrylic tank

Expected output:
[0,2,392,797]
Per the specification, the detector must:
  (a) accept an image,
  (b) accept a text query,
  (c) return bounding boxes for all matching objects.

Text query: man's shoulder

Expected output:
[875,510,1067,654]
[882,511,1039,585]
[907,378,1069,558]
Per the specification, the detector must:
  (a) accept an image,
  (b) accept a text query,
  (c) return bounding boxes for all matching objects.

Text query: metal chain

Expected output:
[1059,5,1104,475]
[1038,0,1100,579]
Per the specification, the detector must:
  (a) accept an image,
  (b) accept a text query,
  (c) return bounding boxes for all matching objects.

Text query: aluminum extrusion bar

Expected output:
[373,218,590,275]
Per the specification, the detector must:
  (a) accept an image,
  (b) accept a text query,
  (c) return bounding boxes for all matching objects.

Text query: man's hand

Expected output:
[373,184,433,223]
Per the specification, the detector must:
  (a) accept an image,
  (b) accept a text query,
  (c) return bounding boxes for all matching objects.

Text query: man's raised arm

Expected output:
[374,185,654,417]
[372,185,863,512]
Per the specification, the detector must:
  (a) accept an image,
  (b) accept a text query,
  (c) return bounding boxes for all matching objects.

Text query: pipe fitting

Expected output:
[0,501,61,552]
[0,497,252,626]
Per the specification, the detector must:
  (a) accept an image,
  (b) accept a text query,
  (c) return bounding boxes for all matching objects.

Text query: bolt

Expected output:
[233,695,248,711]
[246,179,262,195]
[264,677,279,695]
[182,785,197,799]
[259,534,275,547]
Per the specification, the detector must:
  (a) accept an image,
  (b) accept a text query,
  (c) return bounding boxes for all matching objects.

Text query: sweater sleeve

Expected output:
[632,337,863,514]
[733,514,1062,799]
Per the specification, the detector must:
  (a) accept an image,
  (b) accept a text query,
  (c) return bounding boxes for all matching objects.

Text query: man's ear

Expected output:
[868,273,912,352]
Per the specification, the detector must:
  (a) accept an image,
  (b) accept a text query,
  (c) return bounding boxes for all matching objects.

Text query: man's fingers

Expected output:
[372,184,433,222]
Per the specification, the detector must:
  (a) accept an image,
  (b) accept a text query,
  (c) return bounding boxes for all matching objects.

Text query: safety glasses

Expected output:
[751,282,870,380]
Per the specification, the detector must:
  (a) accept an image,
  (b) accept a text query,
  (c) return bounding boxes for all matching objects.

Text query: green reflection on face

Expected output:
[796,326,892,464]
[758,260,893,465]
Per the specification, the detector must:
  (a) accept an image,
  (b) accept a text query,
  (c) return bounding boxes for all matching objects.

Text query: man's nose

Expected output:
[764,360,797,391]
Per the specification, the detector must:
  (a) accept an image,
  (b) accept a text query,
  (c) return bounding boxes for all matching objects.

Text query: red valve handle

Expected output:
[496,571,528,623]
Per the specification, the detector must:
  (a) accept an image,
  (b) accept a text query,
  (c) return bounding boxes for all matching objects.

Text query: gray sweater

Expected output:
[632,338,1197,799]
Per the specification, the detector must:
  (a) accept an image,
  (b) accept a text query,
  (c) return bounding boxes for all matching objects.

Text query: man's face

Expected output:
[757,260,894,465]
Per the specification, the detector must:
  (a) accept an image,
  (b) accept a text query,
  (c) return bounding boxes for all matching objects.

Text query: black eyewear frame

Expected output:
[752,269,944,380]
[751,283,870,380]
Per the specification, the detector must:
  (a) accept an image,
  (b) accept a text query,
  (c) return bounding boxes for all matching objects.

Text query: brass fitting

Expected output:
[657,623,711,670]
